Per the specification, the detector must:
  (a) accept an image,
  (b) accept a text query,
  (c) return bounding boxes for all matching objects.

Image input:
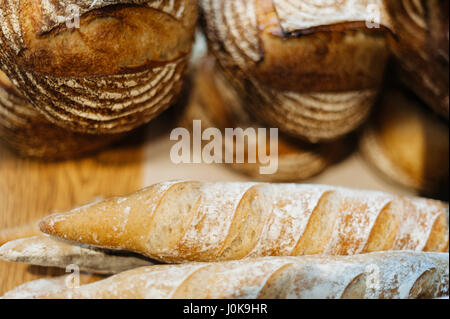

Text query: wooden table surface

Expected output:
[0,122,417,296]
[0,136,145,295]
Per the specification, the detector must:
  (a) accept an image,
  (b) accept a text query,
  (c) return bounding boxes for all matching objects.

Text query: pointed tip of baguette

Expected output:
[39,213,64,237]
[0,240,16,261]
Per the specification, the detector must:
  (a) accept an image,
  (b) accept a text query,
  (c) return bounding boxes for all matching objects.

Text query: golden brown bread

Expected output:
[199,0,391,142]
[39,181,449,263]
[201,0,391,92]
[360,86,449,198]
[385,0,449,119]
[0,70,123,159]
[0,1,198,134]
[37,252,449,299]
[181,56,353,181]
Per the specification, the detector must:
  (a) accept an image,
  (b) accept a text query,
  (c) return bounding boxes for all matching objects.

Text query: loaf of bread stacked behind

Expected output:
[385,0,449,119]
[181,56,353,181]
[0,0,197,135]
[200,0,392,142]
[360,86,449,198]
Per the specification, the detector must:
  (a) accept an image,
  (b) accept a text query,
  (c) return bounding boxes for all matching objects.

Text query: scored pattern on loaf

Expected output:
[215,61,377,142]
[5,0,188,38]
[37,252,449,299]
[200,0,261,69]
[200,0,390,142]
[243,78,377,142]
[0,0,193,134]
[183,57,345,182]
[0,55,186,134]
[0,71,123,158]
[40,181,449,263]
[386,0,449,119]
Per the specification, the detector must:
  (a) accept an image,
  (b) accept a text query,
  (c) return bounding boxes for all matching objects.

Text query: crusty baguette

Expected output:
[0,219,41,246]
[38,252,449,299]
[199,0,391,142]
[0,0,197,134]
[40,181,449,263]
[0,236,154,274]
[1,274,104,299]
[360,86,449,198]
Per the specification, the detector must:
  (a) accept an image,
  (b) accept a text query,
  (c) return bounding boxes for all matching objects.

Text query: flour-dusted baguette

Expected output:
[181,56,352,182]
[1,274,104,299]
[360,86,449,198]
[0,70,122,159]
[0,0,197,134]
[385,0,449,119]
[0,236,154,274]
[38,252,449,299]
[199,0,392,142]
[39,181,449,263]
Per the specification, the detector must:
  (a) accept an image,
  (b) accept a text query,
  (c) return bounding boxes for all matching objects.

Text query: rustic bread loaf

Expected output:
[181,56,352,181]
[0,70,123,159]
[0,0,198,134]
[38,252,449,299]
[39,181,449,263]
[360,86,449,198]
[199,0,392,142]
[385,0,449,119]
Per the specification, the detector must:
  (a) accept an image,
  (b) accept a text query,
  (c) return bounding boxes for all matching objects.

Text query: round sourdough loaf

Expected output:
[181,56,352,182]
[0,70,123,159]
[199,0,392,143]
[385,0,449,120]
[0,0,197,134]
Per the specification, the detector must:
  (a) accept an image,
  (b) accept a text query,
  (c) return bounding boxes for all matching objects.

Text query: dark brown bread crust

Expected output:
[385,0,449,120]
[17,2,197,77]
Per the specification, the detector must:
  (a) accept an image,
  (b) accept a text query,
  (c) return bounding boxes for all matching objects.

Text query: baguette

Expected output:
[1,274,104,299]
[199,0,391,142]
[0,0,197,134]
[0,70,122,159]
[0,236,154,274]
[181,56,352,181]
[38,252,449,299]
[360,86,449,198]
[39,181,449,263]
